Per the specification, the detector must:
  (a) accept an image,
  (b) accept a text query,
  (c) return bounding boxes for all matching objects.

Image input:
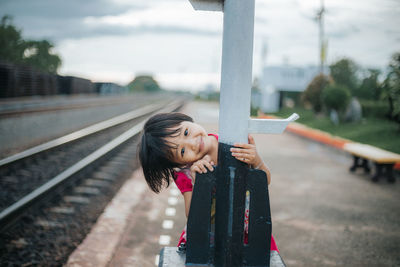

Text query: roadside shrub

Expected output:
[381,52,400,124]
[302,73,330,112]
[281,91,302,107]
[250,105,259,116]
[355,69,381,100]
[128,75,161,92]
[359,100,390,118]
[322,84,351,113]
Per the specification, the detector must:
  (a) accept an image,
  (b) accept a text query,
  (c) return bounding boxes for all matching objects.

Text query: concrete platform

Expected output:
[158,247,285,267]
[66,101,400,267]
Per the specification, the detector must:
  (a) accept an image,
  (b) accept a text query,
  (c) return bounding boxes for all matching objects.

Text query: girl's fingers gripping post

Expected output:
[197,155,215,173]
[233,142,252,149]
[230,147,246,162]
[248,134,255,145]
[191,165,201,173]
[231,136,258,165]
[230,146,252,156]
[198,161,208,173]
[198,159,214,173]
[203,160,214,172]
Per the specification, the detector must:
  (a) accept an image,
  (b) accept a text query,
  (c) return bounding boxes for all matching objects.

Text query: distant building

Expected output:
[254,65,322,112]
[94,82,129,95]
[251,85,280,114]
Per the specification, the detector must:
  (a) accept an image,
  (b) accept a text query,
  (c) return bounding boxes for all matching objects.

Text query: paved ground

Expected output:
[67,101,400,267]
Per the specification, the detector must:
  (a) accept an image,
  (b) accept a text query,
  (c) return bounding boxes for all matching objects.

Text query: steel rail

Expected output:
[0,100,183,232]
[0,101,166,167]
[0,96,140,117]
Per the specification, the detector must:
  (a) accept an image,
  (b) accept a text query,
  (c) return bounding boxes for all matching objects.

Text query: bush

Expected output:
[359,100,390,118]
[355,69,381,100]
[281,91,302,107]
[250,105,259,116]
[381,52,400,123]
[322,84,351,113]
[127,75,161,92]
[301,73,331,112]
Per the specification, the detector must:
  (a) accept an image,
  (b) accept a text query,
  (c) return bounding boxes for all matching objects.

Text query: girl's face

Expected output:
[166,121,211,166]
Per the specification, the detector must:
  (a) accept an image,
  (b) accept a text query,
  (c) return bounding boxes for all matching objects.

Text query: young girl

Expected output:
[138,112,278,251]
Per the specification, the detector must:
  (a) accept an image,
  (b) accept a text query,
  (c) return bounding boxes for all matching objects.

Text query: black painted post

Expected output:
[186,144,273,267]
[214,144,248,267]
[186,169,216,264]
[243,168,272,266]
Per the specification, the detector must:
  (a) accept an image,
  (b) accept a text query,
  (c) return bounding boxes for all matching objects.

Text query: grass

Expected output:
[270,107,400,154]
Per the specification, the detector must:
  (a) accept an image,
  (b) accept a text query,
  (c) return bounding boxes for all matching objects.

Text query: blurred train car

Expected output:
[0,61,131,98]
[0,61,58,98]
[57,76,95,95]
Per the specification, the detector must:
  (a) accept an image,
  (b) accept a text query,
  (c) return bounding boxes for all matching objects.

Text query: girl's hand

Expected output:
[190,154,215,183]
[231,135,271,184]
[230,135,263,168]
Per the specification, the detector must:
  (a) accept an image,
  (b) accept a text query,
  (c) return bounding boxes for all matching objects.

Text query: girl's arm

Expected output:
[183,155,214,217]
[183,191,192,217]
[230,135,271,185]
[252,160,271,184]
[189,155,214,184]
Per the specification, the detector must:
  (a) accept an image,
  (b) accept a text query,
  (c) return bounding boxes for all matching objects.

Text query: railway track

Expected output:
[0,93,163,118]
[0,99,184,266]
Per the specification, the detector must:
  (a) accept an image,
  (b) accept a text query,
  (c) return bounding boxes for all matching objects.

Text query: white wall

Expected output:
[261,65,320,92]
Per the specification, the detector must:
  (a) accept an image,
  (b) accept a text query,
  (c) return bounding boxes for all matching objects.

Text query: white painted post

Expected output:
[218,0,255,144]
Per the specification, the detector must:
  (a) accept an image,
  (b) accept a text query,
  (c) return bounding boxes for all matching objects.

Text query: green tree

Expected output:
[0,15,62,73]
[0,15,25,63]
[381,52,400,123]
[329,58,359,94]
[322,83,351,113]
[23,40,61,74]
[301,73,331,112]
[356,69,381,100]
[128,75,161,92]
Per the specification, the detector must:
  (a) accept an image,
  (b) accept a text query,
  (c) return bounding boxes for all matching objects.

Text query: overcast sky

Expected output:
[1,0,399,91]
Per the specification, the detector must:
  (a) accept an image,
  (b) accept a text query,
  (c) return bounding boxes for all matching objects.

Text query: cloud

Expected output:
[0,0,139,42]
[15,18,219,42]
[1,0,399,90]
[0,0,221,42]
[0,0,141,19]
[56,32,222,83]
[82,2,222,36]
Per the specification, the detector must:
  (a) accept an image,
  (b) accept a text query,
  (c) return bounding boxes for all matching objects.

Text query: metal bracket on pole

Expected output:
[248,113,299,134]
[188,0,223,11]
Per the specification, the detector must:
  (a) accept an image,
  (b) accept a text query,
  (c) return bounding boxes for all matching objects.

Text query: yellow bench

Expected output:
[343,143,400,183]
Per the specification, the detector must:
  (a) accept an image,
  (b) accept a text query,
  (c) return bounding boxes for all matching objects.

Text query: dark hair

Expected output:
[138,112,193,193]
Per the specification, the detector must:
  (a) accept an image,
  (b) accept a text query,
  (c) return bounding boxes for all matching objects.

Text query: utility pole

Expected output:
[316,0,326,74]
